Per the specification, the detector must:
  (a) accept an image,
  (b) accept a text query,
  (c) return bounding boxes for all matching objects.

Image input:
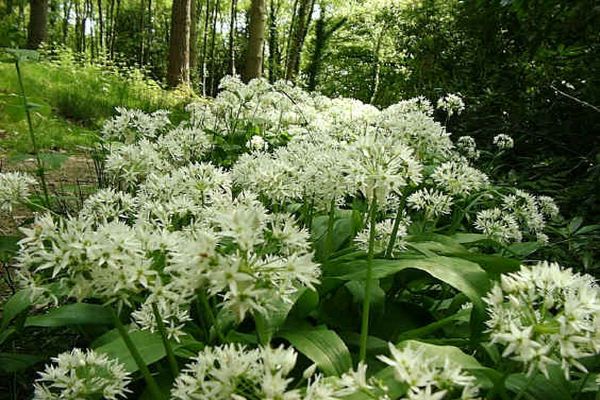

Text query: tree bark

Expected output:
[189,0,199,81]
[207,0,220,95]
[284,0,314,81]
[267,0,280,82]
[200,0,212,95]
[27,0,49,49]
[167,0,192,87]
[243,0,266,82]
[228,0,238,75]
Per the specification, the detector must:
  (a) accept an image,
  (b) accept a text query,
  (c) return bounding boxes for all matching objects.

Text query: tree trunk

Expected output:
[110,0,121,58]
[267,0,279,82]
[369,26,385,105]
[97,0,104,51]
[139,0,146,64]
[189,0,200,81]
[166,0,192,87]
[62,0,72,44]
[243,0,266,82]
[207,0,220,95]
[27,0,48,49]
[228,0,237,75]
[284,0,314,81]
[307,14,345,91]
[200,0,212,95]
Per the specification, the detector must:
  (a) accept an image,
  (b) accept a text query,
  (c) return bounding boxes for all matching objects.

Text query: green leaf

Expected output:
[255,289,306,344]
[1,48,39,62]
[25,303,112,327]
[506,366,572,400]
[279,327,352,376]
[1,289,32,330]
[95,329,165,373]
[0,352,42,373]
[0,235,20,261]
[338,256,490,338]
[507,241,540,257]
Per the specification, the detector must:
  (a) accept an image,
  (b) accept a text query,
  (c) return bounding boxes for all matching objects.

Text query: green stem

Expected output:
[197,290,225,343]
[324,198,336,259]
[384,199,406,258]
[151,303,180,378]
[514,372,535,400]
[110,308,163,400]
[14,59,50,207]
[359,190,378,362]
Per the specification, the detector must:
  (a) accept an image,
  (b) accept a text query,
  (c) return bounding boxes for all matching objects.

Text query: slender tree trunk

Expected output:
[62,0,72,44]
[189,0,200,81]
[139,0,146,64]
[4,0,13,15]
[369,26,385,105]
[97,0,104,51]
[243,0,266,82]
[228,0,237,75]
[200,0,212,95]
[27,0,48,49]
[267,0,280,82]
[166,0,192,87]
[307,14,345,91]
[146,0,153,65]
[110,0,120,58]
[284,0,313,81]
[283,0,298,73]
[208,0,220,95]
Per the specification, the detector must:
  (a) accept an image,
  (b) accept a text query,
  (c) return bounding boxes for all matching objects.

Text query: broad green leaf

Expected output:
[396,308,470,342]
[338,256,490,337]
[507,241,540,257]
[1,289,32,330]
[95,329,165,373]
[279,327,352,376]
[0,352,42,373]
[255,288,306,344]
[506,366,572,400]
[25,303,112,327]
[447,253,521,276]
[2,48,39,62]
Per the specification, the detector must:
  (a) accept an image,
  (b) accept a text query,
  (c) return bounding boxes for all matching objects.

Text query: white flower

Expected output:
[456,136,480,160]
[247,135,269,151]
[0,172,36,213]
[355,217,411,256]
[377,343,480,399]
[474,208,522,244]
[436,93,465,117]
[484,261,600,379]
[171,344,301,400]
[33,348,130,400]
[430,161,489,196]
[492,134,514,150]
[407,189,453,218]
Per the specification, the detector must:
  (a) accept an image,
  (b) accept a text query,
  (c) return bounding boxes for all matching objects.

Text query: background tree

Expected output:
[166,0,191,87]
[26,0,48,48]
[243,0,266,81]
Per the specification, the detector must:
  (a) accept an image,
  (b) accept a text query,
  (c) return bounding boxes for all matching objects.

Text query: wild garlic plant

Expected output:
[4,77,598,400]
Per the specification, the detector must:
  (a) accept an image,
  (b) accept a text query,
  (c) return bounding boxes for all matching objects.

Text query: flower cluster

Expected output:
[355,216,411,256]
[484,261,600,378]
[0,172,37,213]
[492,134,514,150]
[172,344,385,400]
[378,343,481,399]
[437,93,465,117]
[474,189,559,244]
[33,348,131,400]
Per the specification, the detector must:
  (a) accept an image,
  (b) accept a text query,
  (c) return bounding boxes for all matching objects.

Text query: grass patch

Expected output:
[0,50,192,154]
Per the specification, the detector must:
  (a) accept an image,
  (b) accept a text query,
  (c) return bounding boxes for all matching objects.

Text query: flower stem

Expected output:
[110,308,163,400]
[359,191,378,362]
[14,59,50,208]
[324,198,336,259]
[151,303,180,378]
[197,290,225,343]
